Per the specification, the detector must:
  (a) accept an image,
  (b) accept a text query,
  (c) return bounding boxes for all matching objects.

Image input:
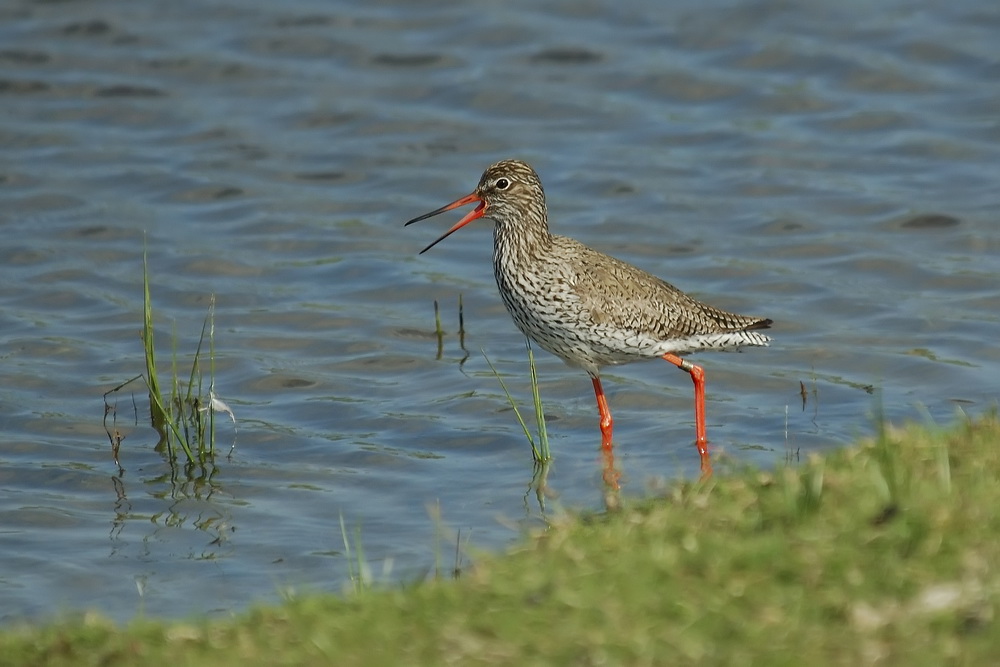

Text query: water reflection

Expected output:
[109,464,235,561]
[524,459,555,515]
[434,295,470,366]
[104,368,238,564]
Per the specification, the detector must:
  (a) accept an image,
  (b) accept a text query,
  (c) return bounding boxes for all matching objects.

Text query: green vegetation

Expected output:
[103,252,233,467]
[6,412,1000,664]
[484,339,551,465]
[485,339,555,511]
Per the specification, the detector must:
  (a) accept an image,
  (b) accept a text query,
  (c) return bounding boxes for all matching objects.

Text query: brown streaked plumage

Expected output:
[405,159,772,474]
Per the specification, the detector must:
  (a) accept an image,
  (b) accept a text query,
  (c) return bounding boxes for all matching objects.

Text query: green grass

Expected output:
[339,513,372,596]
[484,339,552,464]
[103,253,232,467]
[7,412,1000,664]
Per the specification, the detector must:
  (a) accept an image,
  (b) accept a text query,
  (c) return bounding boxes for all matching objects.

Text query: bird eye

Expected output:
[494,177,511,190]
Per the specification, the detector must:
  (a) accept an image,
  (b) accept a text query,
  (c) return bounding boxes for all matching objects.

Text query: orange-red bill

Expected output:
[404,192,486,254]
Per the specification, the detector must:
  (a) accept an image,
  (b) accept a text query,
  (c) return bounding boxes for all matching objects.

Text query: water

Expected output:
[1,0,998,624]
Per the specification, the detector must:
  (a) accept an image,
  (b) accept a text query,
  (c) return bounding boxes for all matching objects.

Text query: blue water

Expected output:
[1,0,998,623]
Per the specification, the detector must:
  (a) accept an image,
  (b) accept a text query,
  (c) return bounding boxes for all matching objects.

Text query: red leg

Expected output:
[591,376,614,450]
[591,376,620,489]
[663,353,711,475]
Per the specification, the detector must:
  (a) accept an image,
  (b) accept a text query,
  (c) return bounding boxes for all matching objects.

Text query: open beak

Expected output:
[404,192,486,254]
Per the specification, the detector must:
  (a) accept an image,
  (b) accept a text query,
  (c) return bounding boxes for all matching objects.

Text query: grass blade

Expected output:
[482,349,539,461]
[526,340,550,462]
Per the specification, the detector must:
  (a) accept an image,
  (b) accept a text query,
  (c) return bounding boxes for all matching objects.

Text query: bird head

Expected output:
[404,159,546,254]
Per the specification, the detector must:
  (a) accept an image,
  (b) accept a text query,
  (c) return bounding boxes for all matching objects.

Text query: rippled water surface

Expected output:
[2,0,998,623]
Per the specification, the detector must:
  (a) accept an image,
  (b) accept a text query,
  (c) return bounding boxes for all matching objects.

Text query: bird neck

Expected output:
[492,211,553,269]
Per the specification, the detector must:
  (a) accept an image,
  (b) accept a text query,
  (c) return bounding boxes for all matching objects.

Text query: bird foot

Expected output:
[696,439,712,478]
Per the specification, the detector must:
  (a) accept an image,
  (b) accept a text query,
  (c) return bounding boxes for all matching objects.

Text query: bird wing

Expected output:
[561,238,768,339]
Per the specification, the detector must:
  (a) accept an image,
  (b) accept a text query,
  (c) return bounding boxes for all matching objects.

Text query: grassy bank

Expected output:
[4,413,999,665]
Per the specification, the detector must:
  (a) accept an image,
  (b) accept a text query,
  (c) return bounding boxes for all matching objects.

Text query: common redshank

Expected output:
[405,159,772,473]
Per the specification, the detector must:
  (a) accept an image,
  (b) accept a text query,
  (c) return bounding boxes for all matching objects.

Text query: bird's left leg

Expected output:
[591,376,614,450]
[662,353,710,474]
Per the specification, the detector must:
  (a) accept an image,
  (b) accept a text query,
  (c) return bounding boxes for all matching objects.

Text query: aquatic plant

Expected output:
[103,251,234,468]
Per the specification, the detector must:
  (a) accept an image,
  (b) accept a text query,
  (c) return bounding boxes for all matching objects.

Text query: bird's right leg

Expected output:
[591,375,621,489]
